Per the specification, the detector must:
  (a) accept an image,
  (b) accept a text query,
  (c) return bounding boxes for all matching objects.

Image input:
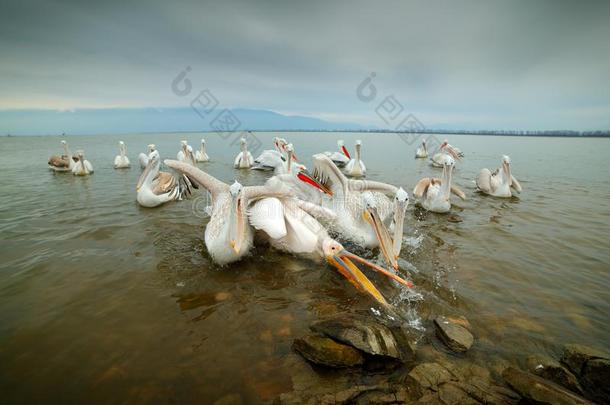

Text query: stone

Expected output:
[561,343,609,376]
[526,354,583,394]
[580,358,610,404]
[405,362,455,398]
[310,315,412,361]
[293,334,364,368]
[438,382,480,404]
[434,316,474,353]
[502,367,593,405]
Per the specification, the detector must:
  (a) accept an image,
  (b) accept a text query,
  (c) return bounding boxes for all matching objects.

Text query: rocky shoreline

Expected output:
[268,312,609,404]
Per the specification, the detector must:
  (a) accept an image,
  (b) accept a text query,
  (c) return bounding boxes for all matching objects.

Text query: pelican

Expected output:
[476,155,522,197]
[311,154,409,269]
[163,160,292,265]
[431,140,461,167]
[72,150,93,176]
[415,139,428,159]
[48,140,76,172]
[323,140,351,167]
[234,137,254,169]
[136,150,192,207]
[248,193,413,306]
[177,140,196,166]
[274,137,288,154]
[195,138,209,162]
[139,144,155,169]
[344,140,366,177]
[413,156,465,213]
[114,141,130,169]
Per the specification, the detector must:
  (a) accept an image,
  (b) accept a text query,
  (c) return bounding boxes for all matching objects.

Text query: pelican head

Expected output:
[361,192,398,270]
[119,141,124,146]
[443,155,456,167]
[502,155,511,165]
[148,144,156,152]
[137,150,160,191]
[229,181,247,254]
[61,140,67,145]
[76,150,84,160]
[201,138,206,144]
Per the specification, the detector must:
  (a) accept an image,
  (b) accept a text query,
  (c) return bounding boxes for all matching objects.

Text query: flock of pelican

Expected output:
[47,135,522,306]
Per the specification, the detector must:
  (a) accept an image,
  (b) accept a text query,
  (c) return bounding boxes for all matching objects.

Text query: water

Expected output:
[1,132,609,402]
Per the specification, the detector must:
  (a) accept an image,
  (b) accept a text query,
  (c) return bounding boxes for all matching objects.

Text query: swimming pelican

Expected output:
[195,138,209,162]
[72,150,93,176]
[163,160,292,264]
[431,140,461,167]
[249,192,413,306]
[311,154,408,269]
[234,137,254,169]
[476,155,522,197]
[114,141,130,169]
[136,150,192,207]
[323,140,351,167]
[48,140,76,172]
[413,156,465,213]
[344,140,366,177]
[139,144,155,169]
[415,139,428,159]
[177,140,196,166]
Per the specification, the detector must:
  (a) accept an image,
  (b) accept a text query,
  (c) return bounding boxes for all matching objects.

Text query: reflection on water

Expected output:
[0,132,609,402]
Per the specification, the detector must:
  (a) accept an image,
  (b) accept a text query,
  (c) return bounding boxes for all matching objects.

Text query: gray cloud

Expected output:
[1,0,609,130]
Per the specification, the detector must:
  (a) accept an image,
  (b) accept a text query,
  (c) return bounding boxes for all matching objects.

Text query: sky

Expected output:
[1,0,610,131]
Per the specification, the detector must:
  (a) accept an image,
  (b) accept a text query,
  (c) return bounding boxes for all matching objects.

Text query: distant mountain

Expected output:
[0,107,367,135]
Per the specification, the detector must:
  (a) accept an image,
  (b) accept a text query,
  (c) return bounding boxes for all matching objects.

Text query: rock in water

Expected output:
[503,367,593,405]
[561,344,609,375]
[580,358,610,404]
[293,334,364,368]
[434,316,474,353]
[406,362,455,398]
[526,355,583,394]
[310,315,413,361]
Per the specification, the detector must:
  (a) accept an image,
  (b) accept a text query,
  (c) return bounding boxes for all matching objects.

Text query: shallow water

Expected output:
[1,132,609,403]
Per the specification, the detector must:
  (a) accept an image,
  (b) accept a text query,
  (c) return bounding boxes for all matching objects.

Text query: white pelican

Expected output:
[195,138,209,162]
[431,140,461,167]
[323,140,351,167]
[413,156,465,213]
[48,140,76,172]
[136,150,192,207]
[415,139,428,159]
[139,144,155,169]
[114,141,130,169]
[311,154,408,269]
[476,155,522,197]
[234,137,254,169]
[177,140,196,166]
[72,150,93,176]
[163,160,292,265]
[344,140,366,177]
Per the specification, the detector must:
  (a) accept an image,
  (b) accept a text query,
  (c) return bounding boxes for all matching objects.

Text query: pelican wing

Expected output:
[233,151,243,167]
[413,178,431,198]
[451,185,466,200]
[476,168,492,193]
[295,200,337,222]
[349,179,397,196]
[510,175,522,193]
[49,155,69,168]
[84,160,94,173]
[114,155,121,166]
[253,150,284,170]
[152,172,178,195]
[248,197,287,239]
[243,180,293,203]
[164,159,228,199]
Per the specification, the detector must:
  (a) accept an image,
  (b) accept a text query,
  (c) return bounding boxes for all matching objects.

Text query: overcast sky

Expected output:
[1,0,609,130]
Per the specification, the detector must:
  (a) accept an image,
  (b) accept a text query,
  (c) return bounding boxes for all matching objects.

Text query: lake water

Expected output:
[1,132,609,403]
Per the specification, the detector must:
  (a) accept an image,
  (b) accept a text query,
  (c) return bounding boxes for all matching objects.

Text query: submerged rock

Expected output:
[561,344,609,375]
[310,315,413,361]
[561,343,610,403]
[434,316,474,353]
[526,354,583,394]
[406,362,455,398]
[503,367,593,405]
[293,334,364,368]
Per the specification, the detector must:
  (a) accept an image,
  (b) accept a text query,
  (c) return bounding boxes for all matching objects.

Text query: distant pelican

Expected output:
[476,155,522,197]
[48,140,76,172]
[323,139,351,167]
[72,150,93,176]
[139,144,155,169]
[114,141,130,169]
[234,137,254,169]
[164,160,292,264]
[136,150,192,207]
[415,139,428,158]
[195,138,209,162]
[344,140,366,177]
[177,140,196,166]
[413,156,465,213]
[431,140,461,167]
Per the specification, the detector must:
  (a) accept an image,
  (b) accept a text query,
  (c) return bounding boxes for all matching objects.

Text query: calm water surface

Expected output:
[1,132,609,403]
